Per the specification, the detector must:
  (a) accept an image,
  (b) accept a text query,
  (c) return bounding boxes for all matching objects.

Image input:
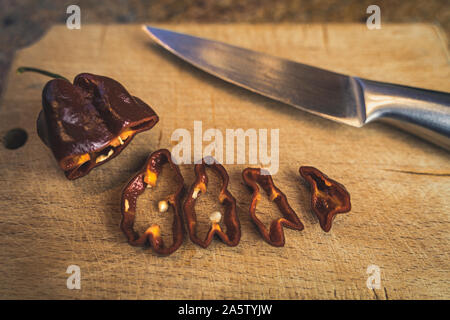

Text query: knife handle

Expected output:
[358,78,450,151]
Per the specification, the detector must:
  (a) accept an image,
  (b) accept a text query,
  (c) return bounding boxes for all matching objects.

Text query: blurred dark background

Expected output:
[0,0,449,94]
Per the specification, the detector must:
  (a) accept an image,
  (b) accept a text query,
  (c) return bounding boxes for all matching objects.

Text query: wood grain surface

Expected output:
[0,24,449,300]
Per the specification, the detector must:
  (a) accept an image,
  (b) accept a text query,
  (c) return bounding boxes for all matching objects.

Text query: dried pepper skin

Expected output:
[120,149,184,256]
[183,157,241,248]
[38,73,159,180]
[299,166,351,232]
[242,168,304,247]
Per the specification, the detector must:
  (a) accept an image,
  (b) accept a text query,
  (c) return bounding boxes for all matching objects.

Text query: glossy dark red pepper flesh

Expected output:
[299,166,351,232]
[183,157,241,248]
[242,168,304,247]
[120,149,184,256]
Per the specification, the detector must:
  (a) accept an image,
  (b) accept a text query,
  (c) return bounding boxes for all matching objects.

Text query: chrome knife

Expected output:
[143,26,450,150]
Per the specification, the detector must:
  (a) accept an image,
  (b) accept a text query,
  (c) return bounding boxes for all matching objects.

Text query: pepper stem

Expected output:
[16,67,69,81]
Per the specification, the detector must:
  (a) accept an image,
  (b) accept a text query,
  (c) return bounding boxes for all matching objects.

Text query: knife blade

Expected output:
[143,25,450,150]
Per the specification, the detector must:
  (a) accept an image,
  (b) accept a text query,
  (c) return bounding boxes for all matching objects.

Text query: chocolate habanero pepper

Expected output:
[242,168,304,247]
[299,166,351,232]
[121,149,184,255]
[19,67,159,180]
[183,157,241,248]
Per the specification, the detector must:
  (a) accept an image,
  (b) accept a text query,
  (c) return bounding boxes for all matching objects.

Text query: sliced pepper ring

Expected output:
[299,166,351,232]
[120,149,184,255]
[183,157,241,248]
[38,73,159,180]
[242,168,304,247]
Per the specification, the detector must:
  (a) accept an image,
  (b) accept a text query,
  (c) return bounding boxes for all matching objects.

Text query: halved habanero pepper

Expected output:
[24,67,159,180]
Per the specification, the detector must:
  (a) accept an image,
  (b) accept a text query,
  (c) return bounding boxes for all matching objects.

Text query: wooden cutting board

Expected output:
[0,24,449,300]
